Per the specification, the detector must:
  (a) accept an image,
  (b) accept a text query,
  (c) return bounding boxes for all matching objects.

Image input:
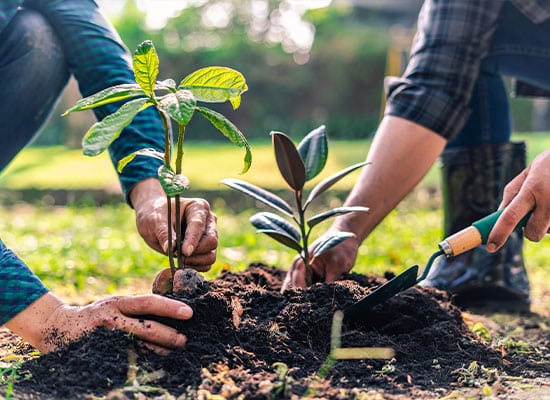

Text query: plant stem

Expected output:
[295,190,312,286]
[175,124,186,269]
[159,110,175,276]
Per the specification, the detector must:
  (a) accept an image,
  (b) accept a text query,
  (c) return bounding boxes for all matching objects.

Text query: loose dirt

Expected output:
[1,264,549,399]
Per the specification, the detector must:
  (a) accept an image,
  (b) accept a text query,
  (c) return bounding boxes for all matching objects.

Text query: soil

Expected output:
[1,264,549,399]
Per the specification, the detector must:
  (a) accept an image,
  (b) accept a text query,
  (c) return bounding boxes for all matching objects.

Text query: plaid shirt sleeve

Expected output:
[384,0,507,140]
[0,239,49,326]
[22,0,165,203]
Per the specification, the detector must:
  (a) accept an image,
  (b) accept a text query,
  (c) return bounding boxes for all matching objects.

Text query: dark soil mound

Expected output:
[11,264,530,399]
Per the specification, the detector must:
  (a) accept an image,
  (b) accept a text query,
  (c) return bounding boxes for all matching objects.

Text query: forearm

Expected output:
[332,116,446,242]
[4,292,74,352]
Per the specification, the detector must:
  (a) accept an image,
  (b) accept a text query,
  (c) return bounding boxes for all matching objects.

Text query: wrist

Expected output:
[129,178,164,209]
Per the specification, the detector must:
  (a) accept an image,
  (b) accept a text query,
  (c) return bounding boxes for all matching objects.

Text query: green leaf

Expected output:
[297,125,328,181]
[197,106,251,174]
[312,232,355,259]
[117,148,165,173]
[82,98,152,157]
[307,206,370,229]
[256,229,303,253]
[179,66,248,109]
[304,161,370,208]
[221,178,294,217]
[133,40,159,97]
[271,132,306,192]
[158,165,189,197]
[158,90,196,125]
[63,84,145,114]
[250,212,301,243]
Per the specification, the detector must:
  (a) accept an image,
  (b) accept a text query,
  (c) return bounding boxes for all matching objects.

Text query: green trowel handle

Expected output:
[439,209,531,257]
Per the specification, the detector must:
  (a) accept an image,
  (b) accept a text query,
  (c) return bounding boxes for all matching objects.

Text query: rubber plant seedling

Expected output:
[222,125,369,286]
[64,40,251,292]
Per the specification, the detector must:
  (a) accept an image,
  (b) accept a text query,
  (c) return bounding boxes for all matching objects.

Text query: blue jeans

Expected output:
[0,9,70,172]
[447,2,550,148]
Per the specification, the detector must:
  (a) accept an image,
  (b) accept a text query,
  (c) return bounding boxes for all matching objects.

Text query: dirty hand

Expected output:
[130,178,218,271]
[5,292,192,354]
[487,149,550,252]
[281,234,360,291]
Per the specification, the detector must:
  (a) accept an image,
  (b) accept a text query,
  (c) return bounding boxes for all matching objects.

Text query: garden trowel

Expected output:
[344,209,531,322]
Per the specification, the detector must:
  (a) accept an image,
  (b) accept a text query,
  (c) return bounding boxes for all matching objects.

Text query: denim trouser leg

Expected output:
[0,9,70,172]
[447,2,550,149]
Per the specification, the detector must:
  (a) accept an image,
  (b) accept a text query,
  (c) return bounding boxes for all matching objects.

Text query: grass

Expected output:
[0,201,548,317]
[3,133,548,192]
[0,133,549,315]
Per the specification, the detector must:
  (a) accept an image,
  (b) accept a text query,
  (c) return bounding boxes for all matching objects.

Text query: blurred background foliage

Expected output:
[35,0,548,148]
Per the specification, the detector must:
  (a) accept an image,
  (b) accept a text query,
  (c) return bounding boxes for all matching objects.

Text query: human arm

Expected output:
[5,292,192,354]
[282,116,446,289]
[1,239,192,354]
[487,149,550,251]
[25,0,218,266]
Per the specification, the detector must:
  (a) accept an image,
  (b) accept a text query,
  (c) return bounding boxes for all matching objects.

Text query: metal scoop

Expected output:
[344,209,530,322]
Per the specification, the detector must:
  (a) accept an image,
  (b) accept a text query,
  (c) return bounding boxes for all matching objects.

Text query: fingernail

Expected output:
[178,306,193,319]
[486,242,496,253]
[184,244,194,256]
[162,241,169,253]
[175,334,187,347]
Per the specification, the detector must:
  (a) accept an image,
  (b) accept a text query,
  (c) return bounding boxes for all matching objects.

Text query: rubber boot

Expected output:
[420,142,530,312]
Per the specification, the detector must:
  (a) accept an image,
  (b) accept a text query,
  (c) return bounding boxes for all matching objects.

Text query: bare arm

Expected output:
[283,116,446,289]
[333,116,446,241]
[5,292,192,354]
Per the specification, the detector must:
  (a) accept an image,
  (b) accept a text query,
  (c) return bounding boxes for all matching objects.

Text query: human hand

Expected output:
[5,292,193,354]
[130,178,218,272]
[281,234,360,291]
[487,149,550,252]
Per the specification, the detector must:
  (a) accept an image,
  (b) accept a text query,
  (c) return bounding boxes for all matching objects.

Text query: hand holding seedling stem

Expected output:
[65,40,250,293]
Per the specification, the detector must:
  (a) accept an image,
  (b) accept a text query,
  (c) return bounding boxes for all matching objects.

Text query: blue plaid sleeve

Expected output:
[384,0,503,140]
[0,239,49,326]
[23,0,164,202]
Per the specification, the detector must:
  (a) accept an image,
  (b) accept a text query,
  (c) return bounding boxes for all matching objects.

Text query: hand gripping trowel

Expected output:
[344,209,530,322]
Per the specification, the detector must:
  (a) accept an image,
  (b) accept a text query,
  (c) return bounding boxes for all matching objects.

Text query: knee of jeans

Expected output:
[9,9,66,66]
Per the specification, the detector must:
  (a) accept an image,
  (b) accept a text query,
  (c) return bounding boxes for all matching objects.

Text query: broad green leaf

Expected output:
[307,206,370,229]
[117,148,165,173]
[63,84,144,114]
[256,229,302,253]
[133,40,159,97]
[197,106,251,174]
[158,90,196,125]
[179,66,248,109]
[250,212,301,243]
[82,98,152,157]
[297,125,328,181]
[312,232,355,259]
[158,165,189,197]
[221,178,294,217]
[272,132,306,192]
[304,161,370,208]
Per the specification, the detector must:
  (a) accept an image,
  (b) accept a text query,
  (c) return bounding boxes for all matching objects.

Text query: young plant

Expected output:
[222,125,369,286]
[64,40,251,284]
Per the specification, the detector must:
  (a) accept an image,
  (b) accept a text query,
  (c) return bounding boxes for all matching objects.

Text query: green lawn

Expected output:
[2,133,548,192]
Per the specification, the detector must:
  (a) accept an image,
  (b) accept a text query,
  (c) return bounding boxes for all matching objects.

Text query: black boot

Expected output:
[420,142,530,312]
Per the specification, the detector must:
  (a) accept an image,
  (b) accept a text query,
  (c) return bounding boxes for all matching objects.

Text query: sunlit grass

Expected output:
[0,202,547,316]
[1,133,548,192]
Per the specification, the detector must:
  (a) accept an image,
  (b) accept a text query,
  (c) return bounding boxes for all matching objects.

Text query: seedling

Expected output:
[222,125,369,286]
[64,40,250,287]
